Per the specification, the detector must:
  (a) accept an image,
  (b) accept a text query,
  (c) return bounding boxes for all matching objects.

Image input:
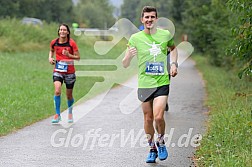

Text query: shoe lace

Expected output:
[149,152,155,158]
[159,146,165,153]
[149,149,157,158]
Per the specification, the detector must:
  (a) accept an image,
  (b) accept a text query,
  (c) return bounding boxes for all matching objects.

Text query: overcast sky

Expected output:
[72,0,123,7]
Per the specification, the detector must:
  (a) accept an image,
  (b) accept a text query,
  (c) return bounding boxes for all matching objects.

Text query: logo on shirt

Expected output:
[145,41,163,62]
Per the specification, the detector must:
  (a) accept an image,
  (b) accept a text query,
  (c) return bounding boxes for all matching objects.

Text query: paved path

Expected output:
[0,57,207,167]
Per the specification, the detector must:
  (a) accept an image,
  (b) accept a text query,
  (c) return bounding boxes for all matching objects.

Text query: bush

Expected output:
[0,18,58,52]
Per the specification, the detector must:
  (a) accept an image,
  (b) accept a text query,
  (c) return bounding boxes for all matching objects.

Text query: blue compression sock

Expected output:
[54,95,61,115]
[67,98,74,114]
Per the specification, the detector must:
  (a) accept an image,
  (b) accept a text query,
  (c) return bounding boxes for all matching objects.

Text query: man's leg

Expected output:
[153,96,167,134]
[142,100,158,163]
[153,95,168,160]
[142,100,155,143]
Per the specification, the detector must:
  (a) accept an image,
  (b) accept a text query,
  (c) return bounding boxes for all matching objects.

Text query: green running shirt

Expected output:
[128,28,174,88]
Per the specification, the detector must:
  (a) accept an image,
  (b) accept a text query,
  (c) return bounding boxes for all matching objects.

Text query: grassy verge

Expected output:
[192,55,252,167]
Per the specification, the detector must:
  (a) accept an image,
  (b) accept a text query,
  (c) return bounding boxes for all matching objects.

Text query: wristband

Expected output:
[171,62,178,68]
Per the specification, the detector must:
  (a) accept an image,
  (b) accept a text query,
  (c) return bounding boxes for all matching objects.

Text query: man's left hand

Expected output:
[170,65,178,77]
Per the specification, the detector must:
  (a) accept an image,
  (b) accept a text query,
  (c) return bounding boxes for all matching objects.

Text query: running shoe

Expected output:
[156,141,168,161]
[146,149,158,163]
[68,113,73,123]
[51,114,61,123]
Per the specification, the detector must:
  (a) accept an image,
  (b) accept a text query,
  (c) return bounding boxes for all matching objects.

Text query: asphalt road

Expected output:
[0,57,207,167]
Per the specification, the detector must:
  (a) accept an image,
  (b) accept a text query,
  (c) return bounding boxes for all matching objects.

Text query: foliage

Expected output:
[227,0,252,78]
[0,18,58,52]
[166,0,185,25]
[206,0,234,67]
[74,0,116,28]
[0,0,75,24]
[120,0,171,27]
[120,0,141,26]
[0,0,118,29]
[0,0,19,18]
[181,0,251,78]
[193,55,252,167]
[182,0,211,53]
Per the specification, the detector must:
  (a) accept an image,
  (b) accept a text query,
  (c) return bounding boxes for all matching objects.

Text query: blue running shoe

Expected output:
[51,114,61,123]
[146,149,158,163]
[156,142,168,161]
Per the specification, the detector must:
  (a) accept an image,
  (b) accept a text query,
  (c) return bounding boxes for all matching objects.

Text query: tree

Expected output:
[121,0,172,28]
[206,0,233,66]
[227,0,252,78]
[34,0,75,23]
[120,0,141,26]
[75,0,115,28]
[0,0,20,18]
[0,0,75,24]
[167,0,185,24]
[182,0,212,53]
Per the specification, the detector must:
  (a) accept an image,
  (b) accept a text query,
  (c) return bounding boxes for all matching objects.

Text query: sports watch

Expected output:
[171,62,178,68]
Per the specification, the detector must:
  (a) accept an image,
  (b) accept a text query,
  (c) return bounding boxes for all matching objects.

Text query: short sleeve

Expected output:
[167,38,175,47]
[50,39,56,50]
[70,39,79,52]
[128,35,136,48]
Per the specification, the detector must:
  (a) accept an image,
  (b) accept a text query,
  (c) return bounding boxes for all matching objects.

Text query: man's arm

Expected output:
[169,45,178,77]
[122,46,137,68]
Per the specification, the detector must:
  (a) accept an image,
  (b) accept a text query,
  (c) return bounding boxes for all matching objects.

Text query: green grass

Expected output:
[0,18,137,136]
[192,55,252,167]
[0,37,136,136]
[0,18,57,52]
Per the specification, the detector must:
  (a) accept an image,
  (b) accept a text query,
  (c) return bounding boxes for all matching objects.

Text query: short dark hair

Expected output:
[141,6,157,18]
[58,23,70,39]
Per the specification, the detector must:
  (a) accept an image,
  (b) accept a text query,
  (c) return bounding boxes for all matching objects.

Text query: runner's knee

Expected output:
[144,115,154,124]
[154,116,164,124]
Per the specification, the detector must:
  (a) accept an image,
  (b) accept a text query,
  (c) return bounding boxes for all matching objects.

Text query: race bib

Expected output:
[55,61,68,72]
[145,62,164,75]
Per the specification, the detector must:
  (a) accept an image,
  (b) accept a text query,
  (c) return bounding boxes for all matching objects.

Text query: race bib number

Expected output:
[145,62,164,75]
[55,61,68,72]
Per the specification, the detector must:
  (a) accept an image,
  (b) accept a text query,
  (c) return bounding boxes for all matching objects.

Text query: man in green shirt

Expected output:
[122,6,178,163]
